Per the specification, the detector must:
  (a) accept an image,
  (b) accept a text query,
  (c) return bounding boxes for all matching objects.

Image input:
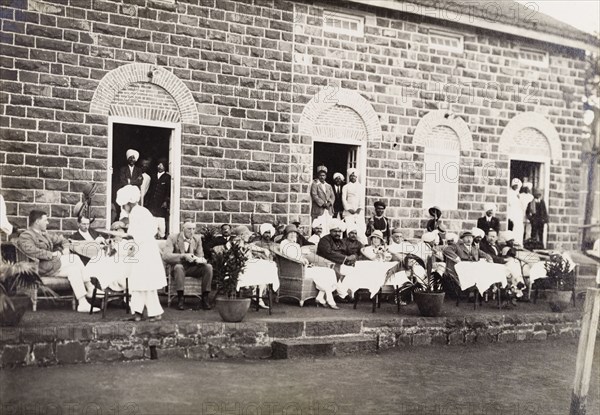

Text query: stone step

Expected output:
[272,335,377,359]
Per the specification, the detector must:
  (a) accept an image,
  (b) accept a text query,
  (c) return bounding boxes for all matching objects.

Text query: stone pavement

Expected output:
[1,340,598,415]
[0,296,586,368]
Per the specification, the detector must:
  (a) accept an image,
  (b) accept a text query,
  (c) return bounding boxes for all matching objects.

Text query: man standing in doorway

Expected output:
[310,165,335,234]
[146,159,171,238]
[526,189,548,248]
[332,172,345,220]
[117,149,144,190]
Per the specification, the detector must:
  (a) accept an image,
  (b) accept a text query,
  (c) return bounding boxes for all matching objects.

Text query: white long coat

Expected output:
[126,204,166,291]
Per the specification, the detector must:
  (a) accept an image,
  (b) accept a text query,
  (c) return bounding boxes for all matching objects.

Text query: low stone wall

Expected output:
[0,312,583,368]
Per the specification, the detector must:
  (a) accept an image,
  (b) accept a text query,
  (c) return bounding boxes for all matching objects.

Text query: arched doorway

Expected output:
[299,87,382,221]
[500,113,562,247]
[90,63,198,234]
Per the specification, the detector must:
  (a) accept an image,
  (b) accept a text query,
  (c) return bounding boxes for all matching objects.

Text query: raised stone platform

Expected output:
[0,310,584,368]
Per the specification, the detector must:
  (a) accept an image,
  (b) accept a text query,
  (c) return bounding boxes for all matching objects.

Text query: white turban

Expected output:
[311,218,323,229]
[329,219,345,232]
[511,178,522,188]
[421,232,437,243]
[126,149,139,162]
[346,224,358,234]
[471,227,485,239]
[116,185,141,206]
[259,223,275,236]
[483,202,497,213]
[501,230,515,242]
[333,172,344,181]
[347,168,358,178]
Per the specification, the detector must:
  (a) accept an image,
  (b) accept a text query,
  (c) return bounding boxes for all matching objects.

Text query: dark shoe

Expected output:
[177,297,185,310]
[201,296,212,310]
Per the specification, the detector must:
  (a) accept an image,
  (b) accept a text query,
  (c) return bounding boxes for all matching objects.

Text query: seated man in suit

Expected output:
[69,215,106,265]
[18,210,99,313]
[479,229,506,264]
[443,230,493,288]
[162,219,213,310]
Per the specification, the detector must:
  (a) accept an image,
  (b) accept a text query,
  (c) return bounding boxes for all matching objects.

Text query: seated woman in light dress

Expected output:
[230,225,278,309]
[361,230,392,261]
[279,224,339,309]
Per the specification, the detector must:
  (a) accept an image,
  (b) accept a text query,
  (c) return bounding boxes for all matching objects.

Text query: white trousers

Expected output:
[55,255,89,300]
[130,290,163,317]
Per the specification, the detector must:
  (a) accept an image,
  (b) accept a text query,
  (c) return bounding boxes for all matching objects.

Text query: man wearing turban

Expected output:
[342,168,367,244]
[332,172,345,220]
[310,165,334,234]
[476,202,500,235]
[507,178,524,245]
[117,149,144,190]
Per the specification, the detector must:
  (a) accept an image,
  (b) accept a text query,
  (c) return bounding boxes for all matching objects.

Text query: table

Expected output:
[454,261,509,293]
[339,261,411,299]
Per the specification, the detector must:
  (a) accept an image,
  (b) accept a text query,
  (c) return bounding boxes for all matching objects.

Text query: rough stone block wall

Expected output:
[0,0,586,249]
[0,312,582,368]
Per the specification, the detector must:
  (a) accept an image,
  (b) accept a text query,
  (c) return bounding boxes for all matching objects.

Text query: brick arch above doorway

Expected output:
[413,110,473,151]
[298,88,382,142]
[89,63,199,124]
[499,112,562,161]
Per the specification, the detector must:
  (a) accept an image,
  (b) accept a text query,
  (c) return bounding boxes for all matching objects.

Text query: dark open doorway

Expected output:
[111,123,172,225]
[312,142,358,185]
[510,160,543,192]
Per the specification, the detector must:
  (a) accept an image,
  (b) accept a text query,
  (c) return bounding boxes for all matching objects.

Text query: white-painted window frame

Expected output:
[428,28,464,53]
[322,10,365,37]
[518,47,549,68]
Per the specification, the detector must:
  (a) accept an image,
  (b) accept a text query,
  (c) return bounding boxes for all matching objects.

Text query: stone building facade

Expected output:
[0,0,596,250]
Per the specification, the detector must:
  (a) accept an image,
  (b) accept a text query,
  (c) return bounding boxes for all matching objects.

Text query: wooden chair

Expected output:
[14,244,76,311]
[156,240,204,308]
[89,277,130,318]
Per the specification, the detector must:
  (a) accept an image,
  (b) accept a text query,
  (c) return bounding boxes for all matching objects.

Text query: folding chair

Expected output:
[89,277,130,318]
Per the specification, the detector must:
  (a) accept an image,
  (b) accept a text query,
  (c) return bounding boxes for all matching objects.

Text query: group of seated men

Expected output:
[15,202,546,315]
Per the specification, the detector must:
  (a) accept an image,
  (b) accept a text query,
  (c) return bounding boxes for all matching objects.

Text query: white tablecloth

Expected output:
[454,261,508,293]
[339,261,410,299]
[236,258,280,292]
[83,243,132,291]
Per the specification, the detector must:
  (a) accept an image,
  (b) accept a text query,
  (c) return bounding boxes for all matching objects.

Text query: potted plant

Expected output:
[544,253,574,312]
[392,254,445,317]
[212,242,250,322]
[0,259,53,326]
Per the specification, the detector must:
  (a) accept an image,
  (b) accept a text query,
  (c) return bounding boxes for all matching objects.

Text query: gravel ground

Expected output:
[2,339,597,415]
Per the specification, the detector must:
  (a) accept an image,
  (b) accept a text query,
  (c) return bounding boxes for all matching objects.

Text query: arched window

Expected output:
[414,111,473,212]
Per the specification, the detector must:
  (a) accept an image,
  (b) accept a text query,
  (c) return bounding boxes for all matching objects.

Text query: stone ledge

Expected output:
[0,312,590,368]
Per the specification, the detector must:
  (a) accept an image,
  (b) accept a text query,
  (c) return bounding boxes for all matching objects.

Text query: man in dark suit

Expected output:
[479,229,506,264]
[476,202,500,235]
[145,159,171,237]
[367,201,391,243]
[117,149,144,190]
[526,189,548,248]
[332,172,345,219]
[161,219,213,310]
[69,216,106,265]
[209,224,233,250]
[443,230,492,286]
